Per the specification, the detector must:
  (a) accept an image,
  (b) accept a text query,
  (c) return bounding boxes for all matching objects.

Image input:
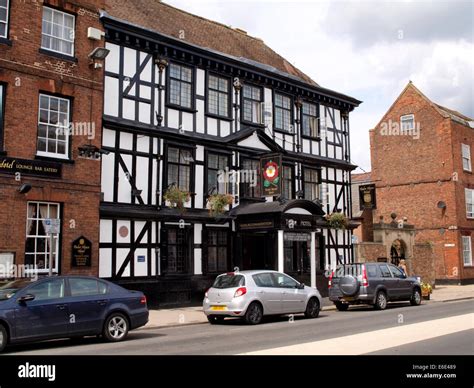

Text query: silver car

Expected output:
[203,270,322,325]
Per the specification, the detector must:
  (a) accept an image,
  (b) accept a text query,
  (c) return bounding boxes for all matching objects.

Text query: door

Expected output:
[252,272,281,314]
[379,264,398,300]
[14,278,68,340]
[273,273,306,313]
[66,278,110,335]
[389,265,411,299]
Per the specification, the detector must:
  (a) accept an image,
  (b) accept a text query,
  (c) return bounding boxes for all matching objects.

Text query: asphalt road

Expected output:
[3,299,473,355]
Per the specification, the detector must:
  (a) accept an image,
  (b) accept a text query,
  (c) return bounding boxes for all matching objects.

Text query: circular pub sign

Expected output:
[119,225,129,238]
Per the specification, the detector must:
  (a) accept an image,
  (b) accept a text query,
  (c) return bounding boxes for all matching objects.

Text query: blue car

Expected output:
[0,276,149,352]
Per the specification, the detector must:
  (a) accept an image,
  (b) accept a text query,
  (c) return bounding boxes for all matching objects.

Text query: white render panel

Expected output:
[99,248,112,278]
[194,248,202,275]
[118,154,132,203]
[105,43,120,74]
[102,128,115,147]
[100,219,113,243]
[335,146,342,159]
[122,98,135,121]
[196,69,205,96]
[328,146,335,159]
[302,139,310,153]
[139,102,151,124]
[196,101,205,133]
[264,88,273,132]
[151,159,157,205]
[119,132,133,150]
[207,117,218,136]
[182,111,193,132]
[136,134,149,153]
[312,140,319,155]
[136,156,149,203]
[167,108,179,129]
[134,248,148,277]
[284,141,293,151]
[140,85,151,100]
[196,145,205,161]
[275,137,283,148]
[195,165,204,208]
[116,248,130,277]
[238,132,270,150]
[328,168,335,181]
[336,169,344,182]
[104,77,119,117]
[194,223,202,244]
[140,51,152,82]
[123,47,137,77]
[101,153,114,202]
[221,120,230,137]
[334,109,341,130]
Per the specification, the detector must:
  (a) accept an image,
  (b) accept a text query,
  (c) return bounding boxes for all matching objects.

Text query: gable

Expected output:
[237,132,271,151]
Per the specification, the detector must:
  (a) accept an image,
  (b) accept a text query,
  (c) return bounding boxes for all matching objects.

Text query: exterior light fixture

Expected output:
[88,47,110,69]
[18,183,32,194]
[155,56,169,72]
[295,95,303,108]
[233,77,242,91]
[78,144,109,160]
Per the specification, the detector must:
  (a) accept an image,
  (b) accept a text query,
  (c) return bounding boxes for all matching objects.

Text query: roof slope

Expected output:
[105,0,317,86]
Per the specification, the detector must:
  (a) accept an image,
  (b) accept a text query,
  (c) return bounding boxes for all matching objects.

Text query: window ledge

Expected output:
[302,135,322,142]
[39,48,78,63]
[165,103,197,113]
[0,37,12,46]
[274,128,296,135]
[463,169,473,174]
[205,112,233,122]
[35,154,75,164]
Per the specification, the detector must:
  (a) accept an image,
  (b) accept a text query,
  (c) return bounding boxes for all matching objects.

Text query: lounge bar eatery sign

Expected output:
[0,157,61,178]
[359,184,377,210]
[71,236,92,267]
[260,154,282,197]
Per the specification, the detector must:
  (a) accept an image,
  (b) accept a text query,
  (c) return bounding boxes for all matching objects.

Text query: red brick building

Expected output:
[370,82,474,284]
[0,0,105,277]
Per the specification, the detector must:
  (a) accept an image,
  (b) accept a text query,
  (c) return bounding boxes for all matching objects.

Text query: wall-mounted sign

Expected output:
[284,232,311,242]
[283,217,315,230]
[71,236,92,267]
[44,219,61,235]
[239,221,274,230]
[137,255,146,263]
[359,184,376,210]
[0,157,61,178]
[260,154,282,197]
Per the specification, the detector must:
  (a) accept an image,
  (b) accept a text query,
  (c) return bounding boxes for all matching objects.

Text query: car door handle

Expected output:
[96,300,107,305]
[56,304,67,310]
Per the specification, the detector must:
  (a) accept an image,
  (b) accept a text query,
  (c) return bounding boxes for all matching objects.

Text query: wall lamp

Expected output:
[88,47,110,69]
[18,183,32,194]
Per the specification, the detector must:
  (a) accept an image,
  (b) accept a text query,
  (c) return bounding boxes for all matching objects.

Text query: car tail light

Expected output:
[328,271,334,288]
[234,287,247,298]
[140,295,147,305]
[362,265,369,287]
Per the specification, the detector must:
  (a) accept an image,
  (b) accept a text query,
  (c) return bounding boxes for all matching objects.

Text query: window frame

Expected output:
[465,188,474,219]
[36,93,71,160]
[164,144,195,194]
[400,114,415,131]
[0,83,5,153]
[0,0,10,41]
[462,236,473,267]
[25,201,61,274]
[301,101,320,139]
[40,6,76,58]
[205,72,232,120]
[240,83,264,127]
[205,150,230,196]
[239,156,261,199]
[462,143,472,172]
[273,91,294,133]
[203,228,230,274]
[162,225,193,275]
[282,163,295,200]
[302,166,321,201]
[166,62,195,112]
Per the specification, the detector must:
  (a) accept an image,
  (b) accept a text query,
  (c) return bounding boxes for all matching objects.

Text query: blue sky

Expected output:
[166,0,474,172]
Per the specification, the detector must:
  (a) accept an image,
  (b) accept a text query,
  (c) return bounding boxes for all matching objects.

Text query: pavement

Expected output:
[142,284,474,330]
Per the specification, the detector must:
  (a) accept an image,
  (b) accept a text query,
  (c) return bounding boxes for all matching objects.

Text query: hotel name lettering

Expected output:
[0,157,62,178]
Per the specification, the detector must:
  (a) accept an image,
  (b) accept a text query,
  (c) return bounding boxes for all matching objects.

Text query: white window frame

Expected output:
[400,114,415,131]
[25,202,60,274]
[462,236,473,266]
[37,93,70,159]
[465,188,474,219]
[41,7,75,57]
[0,0,9,39]
[462,144,471,172]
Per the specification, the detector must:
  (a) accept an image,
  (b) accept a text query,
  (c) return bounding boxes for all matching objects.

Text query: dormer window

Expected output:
[400,114,414,131]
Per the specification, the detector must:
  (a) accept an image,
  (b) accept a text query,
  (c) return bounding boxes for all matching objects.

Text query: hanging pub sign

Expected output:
[71,236,92,267]
[260,154,282,197]
[359,184,376,210]
[0,157,61,178]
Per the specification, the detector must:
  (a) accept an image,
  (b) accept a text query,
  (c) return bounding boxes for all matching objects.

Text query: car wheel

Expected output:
[207,315,225,324]
[374,291,387,310]
[0,324,7,352]
[410,288,422,306]
[103,313,129,342]
[304,297,320,318]
[245,302,263,325]
[335,302,349,311]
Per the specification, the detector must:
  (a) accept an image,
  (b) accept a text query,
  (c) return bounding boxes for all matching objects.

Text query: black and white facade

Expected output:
[98,12,361,305]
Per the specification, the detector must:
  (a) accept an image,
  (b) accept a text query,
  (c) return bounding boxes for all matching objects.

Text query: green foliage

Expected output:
[163,187,190,210]
[325,212,348,230]
[208,194,233,217]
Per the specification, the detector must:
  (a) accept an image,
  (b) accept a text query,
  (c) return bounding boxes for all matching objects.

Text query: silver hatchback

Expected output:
[203,270,322,325]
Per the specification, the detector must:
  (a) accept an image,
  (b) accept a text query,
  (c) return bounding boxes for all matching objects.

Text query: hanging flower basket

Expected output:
[325,212,348,230]
[163,187,190,211]
[207,194,233,217]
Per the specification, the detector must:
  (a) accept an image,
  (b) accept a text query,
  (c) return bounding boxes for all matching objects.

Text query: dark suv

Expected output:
[328,262,422,311]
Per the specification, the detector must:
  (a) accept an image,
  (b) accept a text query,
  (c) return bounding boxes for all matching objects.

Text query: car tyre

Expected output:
[374,291,387,310]
[335,302,349,311]
[410,288,422,306]
[103,313,129,342]
[207,315,225,324]
[245,302,263,325]
[304,297,320,318]
[0,324,7,352]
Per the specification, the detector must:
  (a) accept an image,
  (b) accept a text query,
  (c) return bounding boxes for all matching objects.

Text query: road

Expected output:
[3,299,473,355]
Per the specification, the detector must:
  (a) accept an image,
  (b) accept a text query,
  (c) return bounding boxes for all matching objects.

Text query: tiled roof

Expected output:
[434,103,474,128]
[351,172,372,183]
[104,0,317,86]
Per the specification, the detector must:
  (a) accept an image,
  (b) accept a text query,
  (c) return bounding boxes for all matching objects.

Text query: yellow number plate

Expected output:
[210,305,227,311]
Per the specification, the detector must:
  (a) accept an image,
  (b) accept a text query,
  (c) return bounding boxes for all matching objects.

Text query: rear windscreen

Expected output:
[333,264,363,278]
[212,274,245,289]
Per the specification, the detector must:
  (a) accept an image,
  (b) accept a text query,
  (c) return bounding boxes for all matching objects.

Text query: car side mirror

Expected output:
[297,283,305,289]
[18,294,35,304]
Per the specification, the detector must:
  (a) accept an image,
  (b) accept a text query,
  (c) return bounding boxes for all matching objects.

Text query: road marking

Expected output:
[242,313,474,355]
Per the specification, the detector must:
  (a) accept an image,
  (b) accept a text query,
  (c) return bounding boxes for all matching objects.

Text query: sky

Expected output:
[165,0,474,172]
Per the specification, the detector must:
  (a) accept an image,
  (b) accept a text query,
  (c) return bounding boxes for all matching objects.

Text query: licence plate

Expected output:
[210,305,227,311]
